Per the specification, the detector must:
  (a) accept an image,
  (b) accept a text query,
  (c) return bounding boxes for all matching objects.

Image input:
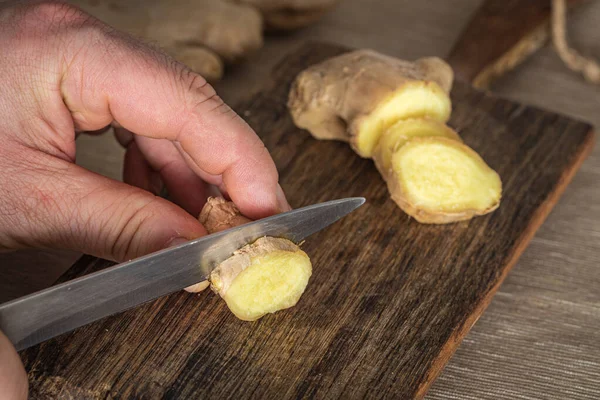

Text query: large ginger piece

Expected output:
[288,50,453,158]
[189,198,312,321]
[288,49,502,224]
[389,138,502,224]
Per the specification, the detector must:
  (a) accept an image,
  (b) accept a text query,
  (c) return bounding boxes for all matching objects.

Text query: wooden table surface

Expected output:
[2,1,599,398]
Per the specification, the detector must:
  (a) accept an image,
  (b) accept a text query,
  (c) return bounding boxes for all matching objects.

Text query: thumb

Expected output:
[0,330,27,400]
[2,153,206,262]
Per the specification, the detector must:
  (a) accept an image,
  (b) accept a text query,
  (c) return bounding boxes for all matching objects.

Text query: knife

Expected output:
[0,197,365,351]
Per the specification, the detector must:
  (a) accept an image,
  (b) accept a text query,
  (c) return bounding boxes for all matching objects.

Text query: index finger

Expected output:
[57,16,289,218]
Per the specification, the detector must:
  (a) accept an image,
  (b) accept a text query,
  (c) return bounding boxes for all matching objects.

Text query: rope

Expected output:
[552,0,600,83]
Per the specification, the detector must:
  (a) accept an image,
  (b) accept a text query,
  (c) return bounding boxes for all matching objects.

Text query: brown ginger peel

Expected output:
[288,48,502,224]
[184,198,252,293]
[288,49,453,158]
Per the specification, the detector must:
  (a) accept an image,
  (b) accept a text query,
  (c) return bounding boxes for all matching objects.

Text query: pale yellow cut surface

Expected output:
[222,250,312,321]
[353,81,451,158]
[374,118,461,177]
[392,138,501,215]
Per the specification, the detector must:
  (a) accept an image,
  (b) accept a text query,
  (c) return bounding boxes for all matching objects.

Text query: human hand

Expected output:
[0,329,27,399]
[0,2,290,395]
[0,0,290,262]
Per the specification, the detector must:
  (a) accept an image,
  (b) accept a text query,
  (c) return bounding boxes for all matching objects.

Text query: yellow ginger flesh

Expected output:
[374,118,462,178]
[193,197,312,321]
[390,138,502,223]
[353,81,451,158]
[218,248,312,321]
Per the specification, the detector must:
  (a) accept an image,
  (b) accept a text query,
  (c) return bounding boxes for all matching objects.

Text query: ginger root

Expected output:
[69,0,340,81]
[189,197,312,321]
[288,49,503,224]
[288,50,453,158]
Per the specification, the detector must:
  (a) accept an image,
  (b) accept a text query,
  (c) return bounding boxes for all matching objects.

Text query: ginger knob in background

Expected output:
[237,0,341,31]
[69,0,341,82]
[288,49,502,224]
[187,198,312,322]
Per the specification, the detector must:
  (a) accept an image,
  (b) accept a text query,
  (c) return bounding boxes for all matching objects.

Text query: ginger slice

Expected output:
[288,49,453,157]
[210,237,312,321]
[373,118,462,180]
[389,137,502,224]
[188,197,312,321]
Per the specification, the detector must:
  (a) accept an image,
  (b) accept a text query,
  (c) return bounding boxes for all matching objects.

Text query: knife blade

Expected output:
[0,197,365,351]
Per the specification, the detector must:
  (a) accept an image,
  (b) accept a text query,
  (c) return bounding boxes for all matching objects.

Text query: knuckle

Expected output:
[107,194,159,261]
[4,1,115,63]
[177,66,229,115]
[11,0,118,49]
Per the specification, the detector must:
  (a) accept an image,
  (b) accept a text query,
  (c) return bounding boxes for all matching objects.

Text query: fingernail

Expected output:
[276,184,292,212]
[166,237,189,248]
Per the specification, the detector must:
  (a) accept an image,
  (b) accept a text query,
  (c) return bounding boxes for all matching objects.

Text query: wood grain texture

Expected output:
[21,41,594,399]
[447,0,587,88]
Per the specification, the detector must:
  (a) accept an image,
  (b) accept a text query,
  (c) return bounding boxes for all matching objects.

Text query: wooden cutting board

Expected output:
[22,41,594,399]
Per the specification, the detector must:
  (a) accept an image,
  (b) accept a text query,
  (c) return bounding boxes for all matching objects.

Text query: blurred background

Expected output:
[2,0,600,398]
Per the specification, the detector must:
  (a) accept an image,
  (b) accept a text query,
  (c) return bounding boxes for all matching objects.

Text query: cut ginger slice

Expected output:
[351,81,451,157]
[187,197,313,322]
[210,237,312,321]
[373,118,462,179]
[389,137,502,224]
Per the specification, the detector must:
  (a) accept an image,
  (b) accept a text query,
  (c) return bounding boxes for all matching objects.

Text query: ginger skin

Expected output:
[288,49,502,224]
[288,49,453,158]
[188,198,312,321]
[184,198,252,293]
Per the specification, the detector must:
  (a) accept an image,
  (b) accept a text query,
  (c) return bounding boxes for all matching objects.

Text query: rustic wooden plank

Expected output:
[21,41,594,399]
[447,0,587,88]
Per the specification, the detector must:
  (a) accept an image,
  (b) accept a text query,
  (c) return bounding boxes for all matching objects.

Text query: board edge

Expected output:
[415,128,596,399]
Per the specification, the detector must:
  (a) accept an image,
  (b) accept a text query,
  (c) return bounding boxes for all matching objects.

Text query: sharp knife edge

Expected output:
[0,197,365,351]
